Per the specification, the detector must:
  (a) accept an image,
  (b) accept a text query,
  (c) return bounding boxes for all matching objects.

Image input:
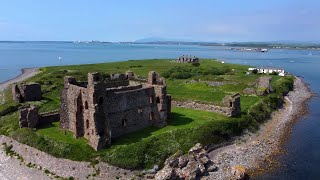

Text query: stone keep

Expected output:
[60,71,171,150]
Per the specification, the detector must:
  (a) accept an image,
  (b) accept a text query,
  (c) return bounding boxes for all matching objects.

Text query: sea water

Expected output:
[0,41,319,179]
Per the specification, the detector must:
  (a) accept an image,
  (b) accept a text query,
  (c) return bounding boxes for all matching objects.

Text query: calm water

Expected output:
[0,42,319,179]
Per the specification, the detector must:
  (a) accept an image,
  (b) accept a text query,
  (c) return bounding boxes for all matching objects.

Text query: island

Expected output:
[0,59,310,180]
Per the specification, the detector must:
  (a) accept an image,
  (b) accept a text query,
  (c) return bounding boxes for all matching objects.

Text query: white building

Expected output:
[248,67,285,76]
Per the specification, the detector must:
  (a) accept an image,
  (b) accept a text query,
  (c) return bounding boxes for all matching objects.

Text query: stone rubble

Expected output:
[154,143,218,180]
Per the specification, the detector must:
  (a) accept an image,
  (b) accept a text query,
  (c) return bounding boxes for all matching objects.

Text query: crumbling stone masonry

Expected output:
[60,71,171,150]
[19,105,60,128]
[19,105,39,128]
[256,76,272,96]
[172,93,241,117]
[12,83,42,103]
[177,55,199,64]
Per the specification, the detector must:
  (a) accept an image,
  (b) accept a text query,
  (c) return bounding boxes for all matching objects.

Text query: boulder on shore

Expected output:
[231,165,247,180]
[154,143,218,180]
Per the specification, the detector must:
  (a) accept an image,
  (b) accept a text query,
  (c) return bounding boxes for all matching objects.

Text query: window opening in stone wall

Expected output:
[156,97,160,103]
[149,96,153,104]
[86,119,89,129]
[99,97,104,106]
[85,101,88,109]
[138,108,143,113]
[99,131,104,137]
[122,119,127,126]
[229,102,233,107]
[149,112,154,120]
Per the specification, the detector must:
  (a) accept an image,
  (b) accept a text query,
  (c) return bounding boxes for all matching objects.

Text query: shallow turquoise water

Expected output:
[0,42,319,179]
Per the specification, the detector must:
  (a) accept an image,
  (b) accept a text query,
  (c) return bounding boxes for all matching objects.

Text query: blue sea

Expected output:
[0,41,319,179]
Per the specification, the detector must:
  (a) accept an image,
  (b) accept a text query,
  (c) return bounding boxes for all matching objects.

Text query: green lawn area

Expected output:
[0,59,291,169]
[25,59,257,110]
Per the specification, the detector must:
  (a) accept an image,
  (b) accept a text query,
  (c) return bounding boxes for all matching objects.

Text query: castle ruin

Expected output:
[177,55,199,64]
[60,71,171,150]
[256,76,272,96]
[12,83,42,103]
[19,105,60,128]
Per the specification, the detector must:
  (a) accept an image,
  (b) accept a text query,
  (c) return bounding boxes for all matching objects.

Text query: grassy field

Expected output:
[25,59,261,111]
[0,59,291,169]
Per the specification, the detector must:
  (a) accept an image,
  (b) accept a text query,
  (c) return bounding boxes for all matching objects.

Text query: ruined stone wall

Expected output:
[147,71,171,125]
[104,80,129,88]
[12,83,42,103]
[105,87,156,137]
[19,105,39,128]
[38,111,60,127]
[60,76,91,135]
[176,55,200,63]
[172,94,241,117]
[256,76,272,96]
[152,85,170,126]
[60,71,171,150]
[107,84,143,93]
[86,75,111,150]
[19,106,60,128]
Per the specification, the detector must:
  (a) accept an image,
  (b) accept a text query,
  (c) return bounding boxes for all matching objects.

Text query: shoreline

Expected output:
[205,77,312,179]
[0,68,39,91]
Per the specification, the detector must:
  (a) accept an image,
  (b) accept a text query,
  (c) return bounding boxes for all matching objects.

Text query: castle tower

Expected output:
[223,93,241,117]
[87,72,111,150]
[88,72,102,86]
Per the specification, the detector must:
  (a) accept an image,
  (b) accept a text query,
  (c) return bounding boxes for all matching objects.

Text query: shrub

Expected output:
[274,76,294,95]
[252,69,258,74]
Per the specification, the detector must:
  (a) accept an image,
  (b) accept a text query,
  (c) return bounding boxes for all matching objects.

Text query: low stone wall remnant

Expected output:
[19,105,59,128]
[172,93,241,117]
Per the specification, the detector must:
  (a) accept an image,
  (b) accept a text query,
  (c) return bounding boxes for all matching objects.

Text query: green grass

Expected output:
[25,59,255,107]
[0,59,291,169]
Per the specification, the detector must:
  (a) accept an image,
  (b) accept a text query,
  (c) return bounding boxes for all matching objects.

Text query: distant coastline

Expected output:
[1,40,320,50]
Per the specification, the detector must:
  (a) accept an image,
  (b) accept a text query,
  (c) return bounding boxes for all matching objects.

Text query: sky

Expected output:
[0,0,320,42]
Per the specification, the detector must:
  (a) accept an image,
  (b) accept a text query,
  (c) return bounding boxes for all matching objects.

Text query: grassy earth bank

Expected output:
[0,59,294,169]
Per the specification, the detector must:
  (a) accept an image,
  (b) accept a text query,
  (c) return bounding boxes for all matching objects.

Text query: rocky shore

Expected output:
[203,77,312,179]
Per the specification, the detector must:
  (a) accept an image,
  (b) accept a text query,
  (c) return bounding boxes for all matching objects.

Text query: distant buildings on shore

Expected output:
[228,47,268,52]
[248,67,285,76]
